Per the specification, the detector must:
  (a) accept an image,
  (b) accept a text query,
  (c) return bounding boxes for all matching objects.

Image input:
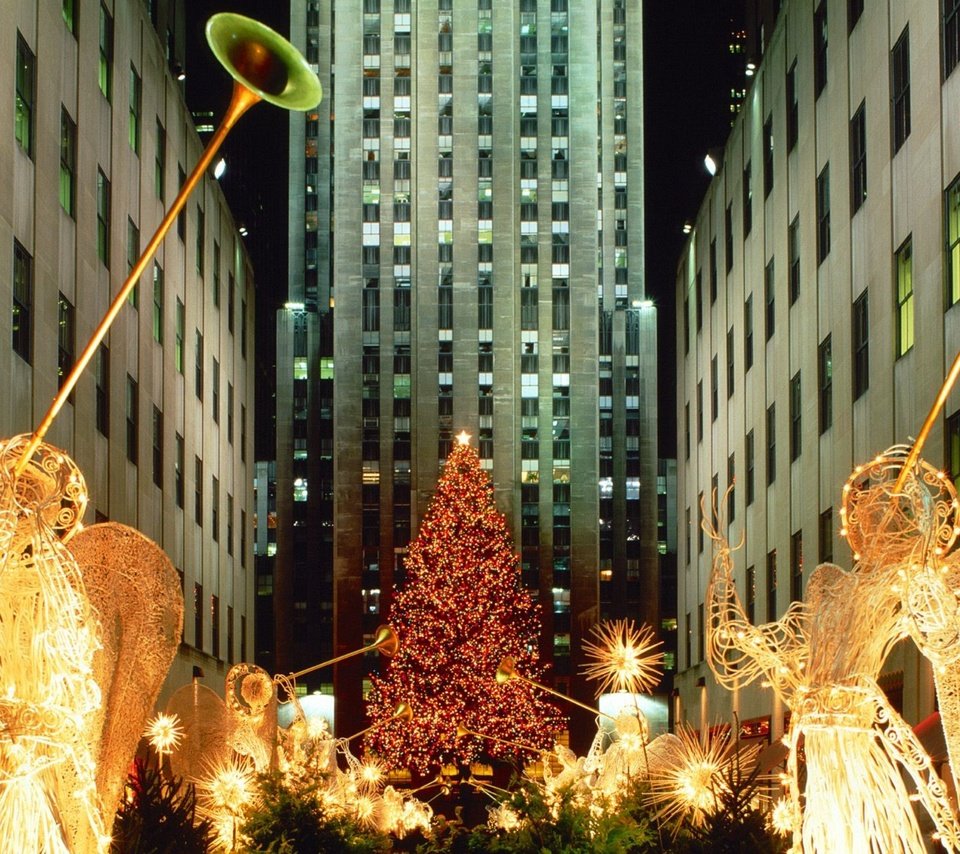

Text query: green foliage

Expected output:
[456,778,659,854]
[240,771,389,853]
[111,758,213,854]
[667,744,787,854]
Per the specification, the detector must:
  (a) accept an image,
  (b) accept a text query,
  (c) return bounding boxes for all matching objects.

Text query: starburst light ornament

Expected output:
[145,713,184,755]
[581,619,664,696]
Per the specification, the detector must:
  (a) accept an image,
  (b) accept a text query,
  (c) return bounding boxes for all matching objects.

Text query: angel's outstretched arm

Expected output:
[704,506,807,699]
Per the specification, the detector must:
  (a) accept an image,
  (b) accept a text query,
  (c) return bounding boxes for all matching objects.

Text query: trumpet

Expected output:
[15,14,322,478]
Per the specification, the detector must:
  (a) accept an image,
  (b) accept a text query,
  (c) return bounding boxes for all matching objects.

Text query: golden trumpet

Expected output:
[15,14,322,478]
[496,655,615,720]
[345,701,414,742]
[289,624,399,680]
[455,722,539,754]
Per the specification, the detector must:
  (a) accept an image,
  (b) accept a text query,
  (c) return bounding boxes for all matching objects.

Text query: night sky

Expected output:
[183,2,735,460]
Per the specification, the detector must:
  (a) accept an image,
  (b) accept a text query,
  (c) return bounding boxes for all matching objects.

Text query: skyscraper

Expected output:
[276,0,657,747]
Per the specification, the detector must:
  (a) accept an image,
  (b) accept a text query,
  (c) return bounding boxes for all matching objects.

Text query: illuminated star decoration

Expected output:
[144,713,184,756]
[195,756,257,849]
[645,724,741,828]
[456,429,472,445]
[581,619,664,696]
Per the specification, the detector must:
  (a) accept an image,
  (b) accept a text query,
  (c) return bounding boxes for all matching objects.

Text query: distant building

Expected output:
[274,0,658,747]
[675,0,960,740]
[1,0,256,701]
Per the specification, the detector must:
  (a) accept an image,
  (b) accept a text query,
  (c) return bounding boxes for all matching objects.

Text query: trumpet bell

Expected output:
[206,13,322,111]
[393,701,414,722]
[496,656,517,684]
[373,624,400,657]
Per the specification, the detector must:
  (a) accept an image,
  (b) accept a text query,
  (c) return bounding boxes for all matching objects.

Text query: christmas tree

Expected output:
[364,434,564,773]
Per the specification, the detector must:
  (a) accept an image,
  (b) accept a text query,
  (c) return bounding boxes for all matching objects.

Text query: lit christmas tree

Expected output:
[364,433,564,773]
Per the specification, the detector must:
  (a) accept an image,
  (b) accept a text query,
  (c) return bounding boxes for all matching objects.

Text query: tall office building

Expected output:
[676,0,960,743]
[2,0,256,702]
[276,0,657,746]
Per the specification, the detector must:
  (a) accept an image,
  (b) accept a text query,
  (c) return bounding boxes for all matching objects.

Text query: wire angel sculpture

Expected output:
[706,447,960,853]
[0,435,183,851]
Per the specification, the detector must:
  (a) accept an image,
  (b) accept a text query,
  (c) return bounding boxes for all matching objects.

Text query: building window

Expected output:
[212,477,219,542]
[789,215,800,305]
[696,381,703,443]
[129,66,141,154]
[853,291,869,399]
[152,406,163,488]
[819,508,834,563]
[711,355,718,423]
[850,101,866,213]
[175,433,184,508]
[816,163,830,264]
[710,239,718,303]
[763,115,774,198]
[818,334,832,434]
[12,240,32,363]
[695,271,703,332]
[790,371,801,462]
[152,263,163,343]
[946,175,960,307]
[767,549,778,619]
[195,331,203,400]
[725,204,734,273]
[684,403,690,460]
[227,494,234,556]
[126,219,138,306]
[744,294,754,371]
[726,327,735,398]
[764,258,775,341]
[746,429,755,506]
[790,530,803,602]
[727,452,736,523]
[848,0,864,29]
[15,34,35,157]
[175,299,184,373]
[892,27,910,153]
[125,375,138,465]
[896,235,914,357]
[155,118,166,200]
[195,457,203,526]
[177,164,186,240]
[212,359,220,423]
[194,583,203,649]
[946,0,960,79]
[786,60,798,152]
[229,275,237,336]
[57,294,74,388]
[746,565,756,623]
[213,243,221,306]
[742,162,752,237]
[59,108,77,217]
[241,404,247,462]
[196,206,205,275]
[97,170,111,268]
[96,346,109,436]
[227,383,234,444]
[766,403,776,486]
[814,1,828,98]
[99,4,113,100]
[62,0,76,34]
[211,595,220,659]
